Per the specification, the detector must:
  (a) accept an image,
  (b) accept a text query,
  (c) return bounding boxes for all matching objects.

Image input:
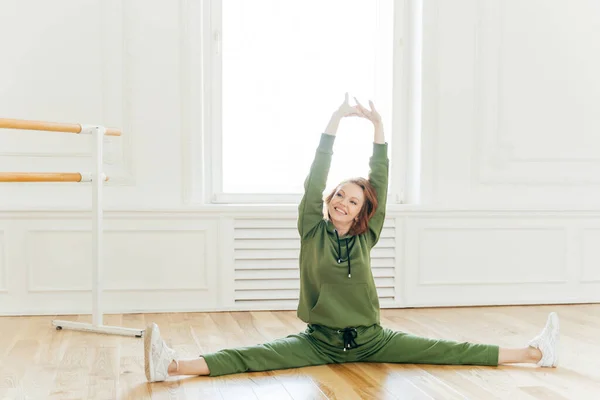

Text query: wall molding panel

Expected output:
[1,209,599,315]
[474,0,600,186]
[422,0,600,207]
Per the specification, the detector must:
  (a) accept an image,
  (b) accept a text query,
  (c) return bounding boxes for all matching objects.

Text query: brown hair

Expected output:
[324,177,378,236]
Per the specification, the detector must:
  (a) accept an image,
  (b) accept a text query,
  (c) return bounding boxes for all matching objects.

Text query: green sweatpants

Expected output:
[202,323,499,377]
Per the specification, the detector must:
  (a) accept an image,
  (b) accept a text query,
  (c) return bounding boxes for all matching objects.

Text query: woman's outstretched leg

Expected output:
[522,311,560,366]
[144,322,333,382]
[144,323,204,382]
[362,328,500,367]
[498,347,541,364]
[497,311,559,365]
[360,312,559,368]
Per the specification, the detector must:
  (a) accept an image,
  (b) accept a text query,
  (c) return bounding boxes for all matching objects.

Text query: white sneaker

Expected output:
[528,312,559,367]
[144,323,179,382]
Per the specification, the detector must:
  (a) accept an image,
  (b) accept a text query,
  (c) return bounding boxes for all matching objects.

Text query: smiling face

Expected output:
[327,182,365,226]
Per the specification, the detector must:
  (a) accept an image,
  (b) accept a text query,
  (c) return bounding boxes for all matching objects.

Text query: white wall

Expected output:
[421,0,600,208]
[1,0,599,316]
[0,0,184,209]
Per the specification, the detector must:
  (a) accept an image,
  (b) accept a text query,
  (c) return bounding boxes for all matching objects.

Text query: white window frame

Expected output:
[197,0,416,206]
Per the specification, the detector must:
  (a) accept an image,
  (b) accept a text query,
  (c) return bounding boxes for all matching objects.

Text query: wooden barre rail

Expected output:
[0,118,121,136]
[0,172,108,182]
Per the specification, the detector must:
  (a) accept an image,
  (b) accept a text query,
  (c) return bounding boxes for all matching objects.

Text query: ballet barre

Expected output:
[0,117,121,136]
[0,117,143,338]
[0,172,108,182]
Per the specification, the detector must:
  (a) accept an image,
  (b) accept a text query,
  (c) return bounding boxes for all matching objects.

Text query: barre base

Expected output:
[52,319,144,337]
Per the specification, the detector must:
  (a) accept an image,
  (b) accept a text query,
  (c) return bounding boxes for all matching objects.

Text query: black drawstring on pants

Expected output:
[334,230,355,278]
[337,328,357,351]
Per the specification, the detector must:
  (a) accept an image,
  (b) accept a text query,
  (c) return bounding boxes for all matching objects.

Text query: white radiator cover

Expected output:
[232,219,397,309]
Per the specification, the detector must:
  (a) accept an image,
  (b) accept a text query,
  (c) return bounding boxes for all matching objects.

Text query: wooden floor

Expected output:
[1,304,599,399]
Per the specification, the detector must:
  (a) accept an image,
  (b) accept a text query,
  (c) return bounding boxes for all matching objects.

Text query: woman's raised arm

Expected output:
[297,94,360,238]
[354,98,389,246]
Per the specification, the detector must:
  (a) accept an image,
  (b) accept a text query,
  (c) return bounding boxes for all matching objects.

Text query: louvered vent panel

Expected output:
[234,218,396,309]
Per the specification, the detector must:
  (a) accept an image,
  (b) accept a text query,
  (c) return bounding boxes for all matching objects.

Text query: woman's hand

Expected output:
[354,97,385,144]
[333,92,360,118]
[353,97,382,126]
[325,93,360,136]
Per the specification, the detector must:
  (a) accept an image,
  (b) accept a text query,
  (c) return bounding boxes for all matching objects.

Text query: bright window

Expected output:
[210,0,395,202]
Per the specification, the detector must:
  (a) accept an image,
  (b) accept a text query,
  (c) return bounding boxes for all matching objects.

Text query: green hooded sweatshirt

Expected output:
[296,133,389,330]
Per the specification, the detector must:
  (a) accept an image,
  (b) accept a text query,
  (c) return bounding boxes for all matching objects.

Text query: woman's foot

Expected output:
[528,312,560,367]
[144,323,180,382]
